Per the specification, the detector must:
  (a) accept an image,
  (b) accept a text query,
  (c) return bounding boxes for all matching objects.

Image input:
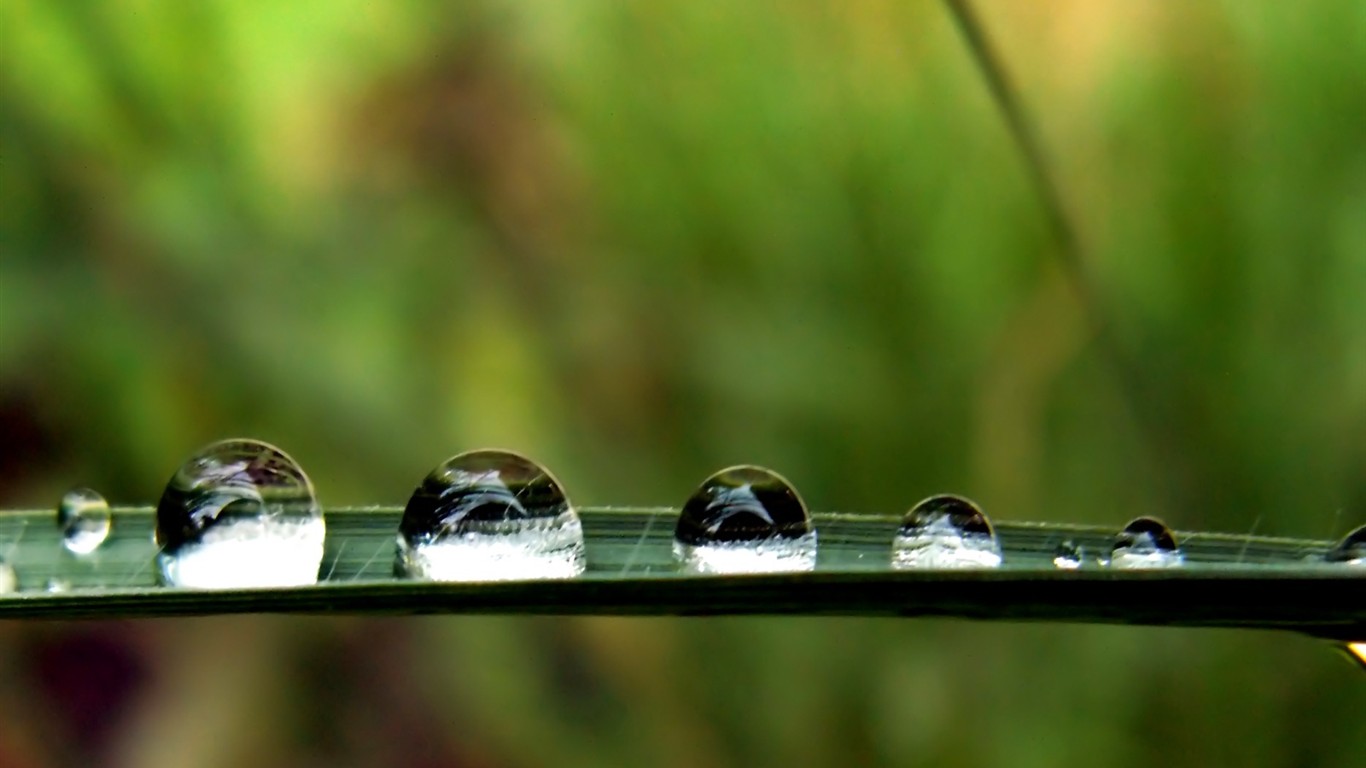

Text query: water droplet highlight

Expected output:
[0,559,15,593]
[1109,516,1183,569]
[891,494,1003,569]
[1326,524,1365,565]
[155,439,325,588]
[396,449,585,582]
[1052,539,1083,570]
[1341,642,1366,671]
[57,488,112,555]
[45,578,71,593]
[673,465,816,574]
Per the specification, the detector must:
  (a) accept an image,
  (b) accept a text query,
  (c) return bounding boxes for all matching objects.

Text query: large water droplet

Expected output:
[1109,516,1183,569]
[673,465,817,574]
[57,488,112,556]
[891,494,1003,569]
[1052,539,1083,570]
[1326,524,1365,565]
[0,558,15,594]
[155,439,325,588]
[396,449,585,581]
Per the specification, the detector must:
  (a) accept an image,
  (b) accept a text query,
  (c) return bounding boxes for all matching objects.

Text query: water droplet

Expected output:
[1109,516,1183,569]
[45,578,71,593]
[396,449,585,582]
[1326,524,1365,565]
[673,465,817,574]
[891,494,1002,569]
[1052,539,1083,570]
[57,488,112,555]
[0,559,15,593]
[155,439,325,588]
[1341,642,1366,671]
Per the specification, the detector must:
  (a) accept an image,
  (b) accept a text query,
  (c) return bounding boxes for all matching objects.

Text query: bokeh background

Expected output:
[2,0,1364,765]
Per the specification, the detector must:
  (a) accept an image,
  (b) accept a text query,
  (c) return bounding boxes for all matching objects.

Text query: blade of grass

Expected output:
[0,506,1360,639]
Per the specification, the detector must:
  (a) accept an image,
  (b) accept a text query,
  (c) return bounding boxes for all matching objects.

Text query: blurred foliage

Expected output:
[1,1,1364,766]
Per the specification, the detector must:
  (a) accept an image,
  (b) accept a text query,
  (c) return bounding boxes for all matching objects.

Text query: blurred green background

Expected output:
[2,0,1364,765]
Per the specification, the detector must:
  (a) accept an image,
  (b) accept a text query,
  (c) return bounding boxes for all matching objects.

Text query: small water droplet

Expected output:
[57,488,112,555]
[1326,524,1365,565]
[673,465,816,574]
[1053,539,1083,570]
[396,449,585,582]
[45,578,71,593]
[891,494,1002,569]
[1109,516,1183,569]
[155,439,324,588]
[0,559,15,593]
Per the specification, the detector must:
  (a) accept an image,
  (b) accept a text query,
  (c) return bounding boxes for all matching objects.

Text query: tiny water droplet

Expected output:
[1326,524,1365,565]
[155,439,324,588]
[396,449,585,582]
[1109,516,1183,569]
[57,488,112,555]
[891,494,1002,569]
[673,465,816,574]
[45,578,71,593]
[1053,539,1083,570]
[0,559,15,593]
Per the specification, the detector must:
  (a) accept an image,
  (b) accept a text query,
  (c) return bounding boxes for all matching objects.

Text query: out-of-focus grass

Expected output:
[1,1,1363,766]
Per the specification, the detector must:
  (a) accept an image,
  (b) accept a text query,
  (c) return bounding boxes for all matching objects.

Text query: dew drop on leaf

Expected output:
[396,449,585,582]
[891,494,1003,570]
[672,465,816,574]
[1052,539,1083,570]
[1109,516,1183,569]
[57,488,112,556]
[154,439,325,588]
